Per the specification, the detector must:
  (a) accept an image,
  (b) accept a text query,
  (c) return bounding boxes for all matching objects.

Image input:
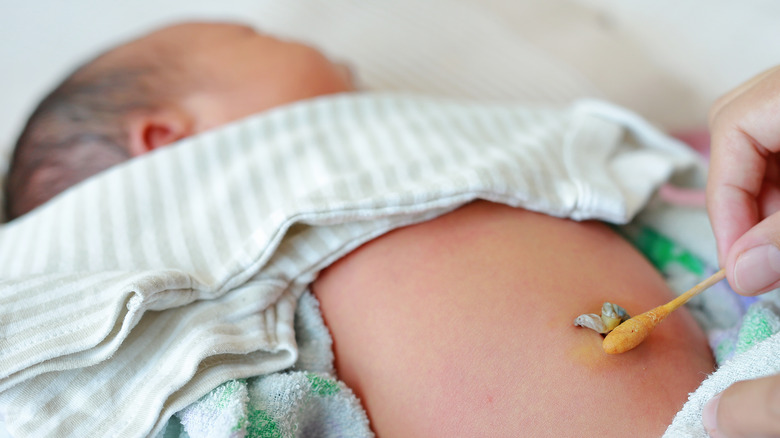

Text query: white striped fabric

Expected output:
[0,93,700,437]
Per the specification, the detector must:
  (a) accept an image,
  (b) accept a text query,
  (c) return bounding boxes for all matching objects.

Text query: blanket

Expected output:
[0,93,704,437]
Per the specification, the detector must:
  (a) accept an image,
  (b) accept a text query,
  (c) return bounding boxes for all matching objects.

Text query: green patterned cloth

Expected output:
[621,223,780,366]
[157,291,373,438]
[161,372,370,438]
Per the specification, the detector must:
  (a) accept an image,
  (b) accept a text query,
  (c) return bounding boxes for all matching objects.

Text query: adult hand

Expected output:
[707,65,780,296]
[704,65,780,437]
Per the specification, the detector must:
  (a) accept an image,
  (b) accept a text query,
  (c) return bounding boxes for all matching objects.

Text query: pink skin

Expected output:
[169,23,356,132]
[314,201,713,437]
[111,22,356,155]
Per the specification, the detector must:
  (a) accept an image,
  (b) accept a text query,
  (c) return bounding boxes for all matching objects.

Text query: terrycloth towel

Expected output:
[172,371,370,438]
[662,288,780,436]
[0,93,702,437]
[664,280,780,436]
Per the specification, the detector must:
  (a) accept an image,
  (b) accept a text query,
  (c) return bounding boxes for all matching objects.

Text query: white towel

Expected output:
[0,93,700,437]
[665,296,780,437]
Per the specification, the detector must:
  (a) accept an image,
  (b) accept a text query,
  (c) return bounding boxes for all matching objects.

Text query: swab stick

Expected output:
[602,268,726,354]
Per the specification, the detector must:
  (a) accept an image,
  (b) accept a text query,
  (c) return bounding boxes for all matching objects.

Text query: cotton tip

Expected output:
[602,308,669,354]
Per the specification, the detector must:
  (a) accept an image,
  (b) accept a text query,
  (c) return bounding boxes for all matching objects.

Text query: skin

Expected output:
[105,21,355,150]
[95,22,715,436]
[313,201,714,437]
[704,65,780,437]
[167,23,356,133]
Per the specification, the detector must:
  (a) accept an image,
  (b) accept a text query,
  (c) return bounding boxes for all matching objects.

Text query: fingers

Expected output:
[703,374,780,438]
[725,210,780,295]
[706,121,768,266]
[708,66,780,126]
[707,66,780,266]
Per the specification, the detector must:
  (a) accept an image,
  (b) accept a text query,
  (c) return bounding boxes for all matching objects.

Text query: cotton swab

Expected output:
[602,268,726,354]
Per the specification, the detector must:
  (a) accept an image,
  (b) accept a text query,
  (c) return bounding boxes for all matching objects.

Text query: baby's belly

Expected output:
[313,200,714,437]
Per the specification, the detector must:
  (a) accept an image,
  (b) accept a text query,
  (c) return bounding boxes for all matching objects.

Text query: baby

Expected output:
[4,22,714,436]
[4,21,353,219]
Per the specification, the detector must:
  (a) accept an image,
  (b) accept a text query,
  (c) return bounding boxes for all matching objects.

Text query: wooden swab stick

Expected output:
[602,268,726,354]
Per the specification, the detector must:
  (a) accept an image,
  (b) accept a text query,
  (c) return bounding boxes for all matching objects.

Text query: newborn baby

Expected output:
[5,21,353,219]
[4,21,714,437]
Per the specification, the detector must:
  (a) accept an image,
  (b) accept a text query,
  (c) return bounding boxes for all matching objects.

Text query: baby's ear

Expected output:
[126,106,194,156]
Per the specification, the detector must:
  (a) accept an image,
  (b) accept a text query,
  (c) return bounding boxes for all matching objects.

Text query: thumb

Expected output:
[726,212,780,296]
[702,374,780,438]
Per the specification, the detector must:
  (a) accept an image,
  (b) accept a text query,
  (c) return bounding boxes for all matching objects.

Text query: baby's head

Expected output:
[4,21,354,220]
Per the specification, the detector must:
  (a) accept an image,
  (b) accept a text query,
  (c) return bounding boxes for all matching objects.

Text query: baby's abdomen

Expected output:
[313,200,714,437]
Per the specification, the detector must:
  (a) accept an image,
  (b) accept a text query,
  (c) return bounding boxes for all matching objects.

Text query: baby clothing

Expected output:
[0,93,704,437]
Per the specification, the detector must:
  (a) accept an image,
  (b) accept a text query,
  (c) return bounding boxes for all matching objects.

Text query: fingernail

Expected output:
[702,393,722,437]
[734,245,780,294]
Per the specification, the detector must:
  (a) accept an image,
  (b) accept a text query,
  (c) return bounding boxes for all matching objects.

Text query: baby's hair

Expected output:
[4,42,180,220]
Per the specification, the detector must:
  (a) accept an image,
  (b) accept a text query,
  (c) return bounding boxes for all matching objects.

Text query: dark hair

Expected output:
[4,51,176,220]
